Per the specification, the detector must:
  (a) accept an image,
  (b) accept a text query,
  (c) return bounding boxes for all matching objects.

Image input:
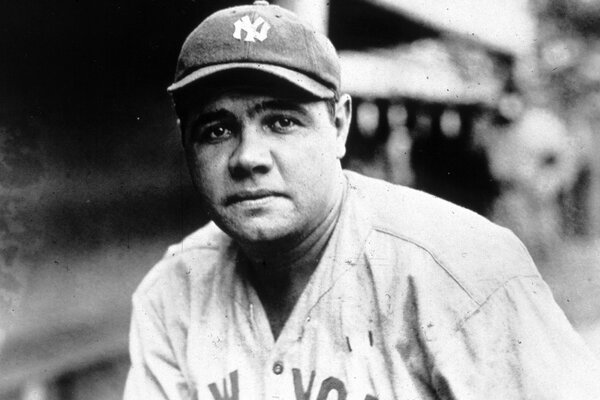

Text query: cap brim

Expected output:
[167,63,336,99]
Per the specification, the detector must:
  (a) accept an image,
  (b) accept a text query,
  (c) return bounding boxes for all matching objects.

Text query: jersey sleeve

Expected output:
[123,292,192,400]
[428,275,600,400]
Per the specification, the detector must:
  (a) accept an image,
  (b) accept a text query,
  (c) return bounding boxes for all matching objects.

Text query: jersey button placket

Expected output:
[266,358,286,400]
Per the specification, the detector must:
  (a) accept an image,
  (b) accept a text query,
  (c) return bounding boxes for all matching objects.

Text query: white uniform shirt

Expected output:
[124,171,600,400]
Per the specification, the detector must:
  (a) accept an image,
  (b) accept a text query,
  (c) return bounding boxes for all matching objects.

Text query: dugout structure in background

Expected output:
[326,0,533,216]
[339,40,512,216]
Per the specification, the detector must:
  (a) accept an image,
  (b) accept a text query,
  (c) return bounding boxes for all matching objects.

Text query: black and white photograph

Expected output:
[3,0,600,399]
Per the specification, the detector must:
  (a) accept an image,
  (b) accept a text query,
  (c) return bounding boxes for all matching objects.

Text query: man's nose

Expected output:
[228,125,274,178]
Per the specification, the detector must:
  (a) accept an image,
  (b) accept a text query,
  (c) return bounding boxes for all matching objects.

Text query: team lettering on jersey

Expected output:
[208,369,378,400]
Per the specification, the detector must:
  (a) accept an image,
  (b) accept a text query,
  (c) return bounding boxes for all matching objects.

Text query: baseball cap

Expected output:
[167,0,340,99]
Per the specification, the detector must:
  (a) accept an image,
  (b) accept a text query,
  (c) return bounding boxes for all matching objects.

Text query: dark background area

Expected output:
[0,0,439,254]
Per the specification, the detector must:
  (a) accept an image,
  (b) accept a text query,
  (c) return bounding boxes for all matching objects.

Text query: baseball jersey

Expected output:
[124,171,600,400]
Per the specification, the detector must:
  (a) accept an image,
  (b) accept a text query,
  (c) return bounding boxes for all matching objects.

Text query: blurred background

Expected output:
[2,0,600,399]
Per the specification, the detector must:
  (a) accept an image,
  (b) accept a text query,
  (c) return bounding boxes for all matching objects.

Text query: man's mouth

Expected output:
[225,189,284,206]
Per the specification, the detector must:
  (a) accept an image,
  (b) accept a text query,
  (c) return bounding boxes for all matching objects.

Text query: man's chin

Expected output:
[238,225,292,244]
[212,203,297,241]
[218,216,297,245]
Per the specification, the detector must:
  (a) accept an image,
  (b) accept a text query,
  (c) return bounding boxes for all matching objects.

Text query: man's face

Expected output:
[182,87,351,245]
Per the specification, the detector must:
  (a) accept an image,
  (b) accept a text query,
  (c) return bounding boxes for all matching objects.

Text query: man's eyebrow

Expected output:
[192,109,232,128]
[254,99,310,116]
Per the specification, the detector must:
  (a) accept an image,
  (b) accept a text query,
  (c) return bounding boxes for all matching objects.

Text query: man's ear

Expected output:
[177,118,188,148]
[334,94,352,159]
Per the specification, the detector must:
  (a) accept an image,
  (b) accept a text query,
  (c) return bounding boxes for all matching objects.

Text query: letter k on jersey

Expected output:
[233,15,271,42]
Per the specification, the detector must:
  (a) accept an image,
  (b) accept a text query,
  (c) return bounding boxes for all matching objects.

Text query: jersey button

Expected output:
[272,361,284,375]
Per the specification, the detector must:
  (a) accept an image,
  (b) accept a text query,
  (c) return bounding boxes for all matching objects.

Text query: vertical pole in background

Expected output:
[274,0,330,35]
[591,130,600,238]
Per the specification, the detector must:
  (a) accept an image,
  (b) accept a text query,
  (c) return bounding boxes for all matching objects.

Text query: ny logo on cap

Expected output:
[233,15,271,42]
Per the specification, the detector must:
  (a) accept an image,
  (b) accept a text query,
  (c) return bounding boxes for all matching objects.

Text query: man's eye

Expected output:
[208,126,232,139]
[268,117,297,132]
[193,125,233,143]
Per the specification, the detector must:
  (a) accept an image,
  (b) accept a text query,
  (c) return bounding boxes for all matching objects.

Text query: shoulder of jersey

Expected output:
[344,171,539,300]
[134,222,230,297]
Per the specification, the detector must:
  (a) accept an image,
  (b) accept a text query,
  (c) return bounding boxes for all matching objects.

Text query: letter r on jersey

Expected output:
[233,15,271,42]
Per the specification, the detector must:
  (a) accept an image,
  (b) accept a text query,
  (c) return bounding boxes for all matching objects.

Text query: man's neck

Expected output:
[240,176,346,337]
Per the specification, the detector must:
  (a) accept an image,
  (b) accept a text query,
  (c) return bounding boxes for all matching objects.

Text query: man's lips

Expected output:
[225,189,285,206]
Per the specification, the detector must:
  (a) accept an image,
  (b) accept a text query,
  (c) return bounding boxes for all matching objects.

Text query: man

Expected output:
[124,2,600,399]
